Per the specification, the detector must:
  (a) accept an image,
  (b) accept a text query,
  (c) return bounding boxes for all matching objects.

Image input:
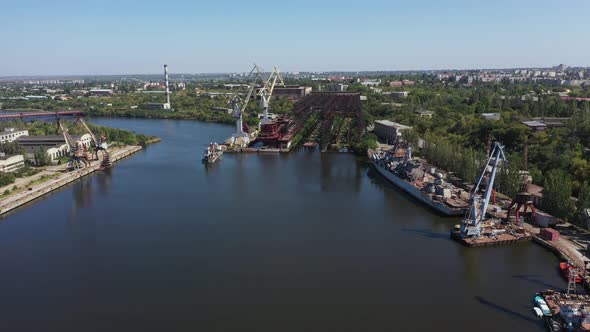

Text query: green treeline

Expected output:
[1,91,295,127]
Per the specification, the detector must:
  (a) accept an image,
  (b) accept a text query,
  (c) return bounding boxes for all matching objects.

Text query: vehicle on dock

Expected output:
[202,142,223,164]
[559,262,583,283]
[368,142,469,216]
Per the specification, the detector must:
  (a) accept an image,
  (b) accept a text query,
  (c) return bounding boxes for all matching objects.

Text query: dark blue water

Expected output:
[0,118,564,331]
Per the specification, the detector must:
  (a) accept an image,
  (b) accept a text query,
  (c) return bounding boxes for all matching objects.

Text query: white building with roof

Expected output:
[374,120,412,143]
[0,153,25,173]
[0,128,29,143]
[481,113,501,121]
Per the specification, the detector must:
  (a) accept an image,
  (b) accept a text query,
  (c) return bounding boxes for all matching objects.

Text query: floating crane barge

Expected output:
[450,142,532,247]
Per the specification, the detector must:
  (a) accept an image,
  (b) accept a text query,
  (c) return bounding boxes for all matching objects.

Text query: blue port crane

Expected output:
[460,142,507,238]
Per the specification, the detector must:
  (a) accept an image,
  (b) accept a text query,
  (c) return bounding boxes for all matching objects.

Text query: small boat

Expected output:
[202,142,223,164]
[533,295,551,317]
[559,262,583,283]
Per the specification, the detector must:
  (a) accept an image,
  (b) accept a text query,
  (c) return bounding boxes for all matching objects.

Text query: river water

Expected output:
[0,118,565,331]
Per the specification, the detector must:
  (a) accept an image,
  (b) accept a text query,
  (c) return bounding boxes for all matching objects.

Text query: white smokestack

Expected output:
[164,64,170,107]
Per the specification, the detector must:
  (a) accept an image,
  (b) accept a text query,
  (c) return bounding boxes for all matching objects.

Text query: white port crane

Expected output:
[460,142,507,238]
[257,66,285,124]
[77,117,108,157]
[231,64,263,142]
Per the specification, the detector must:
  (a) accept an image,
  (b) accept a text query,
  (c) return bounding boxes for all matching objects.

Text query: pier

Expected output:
[0,145,143,216]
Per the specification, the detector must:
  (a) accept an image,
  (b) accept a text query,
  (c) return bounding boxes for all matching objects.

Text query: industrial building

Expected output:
[320,83,349,92]
[16,134,92,161]
[257,86,311,100]
[374,120,412,143]
[390,91,410,99]
[415,110,434,118]
[0,153,25,173]
[522,120,547,132]
[0,128,29,143]
[89,89,113,96]
[481,113,501,121]
[143,103,170,110]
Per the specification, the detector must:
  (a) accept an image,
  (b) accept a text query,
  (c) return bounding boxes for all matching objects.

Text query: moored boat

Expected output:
[202,142,223,164]
[559,261,583,283]
[369,145,469,216]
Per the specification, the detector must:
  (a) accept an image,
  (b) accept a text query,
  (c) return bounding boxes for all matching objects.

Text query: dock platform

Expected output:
[450,229,532,247]
[536,289,590,331]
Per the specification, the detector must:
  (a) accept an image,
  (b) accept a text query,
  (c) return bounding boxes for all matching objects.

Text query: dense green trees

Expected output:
[495,153,522,199]
[542,170,575,220]
[0,142,24,155]
[350,133,377,155]
[1,90,294,127]
[576,181,590,225]
[33,148,49,166]
[422,141,483,183]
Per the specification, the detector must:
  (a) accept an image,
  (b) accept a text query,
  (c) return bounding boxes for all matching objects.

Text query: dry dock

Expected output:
[0,145,143,216]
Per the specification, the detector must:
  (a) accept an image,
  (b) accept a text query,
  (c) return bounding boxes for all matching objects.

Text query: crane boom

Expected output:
[258,66,285,124]
[77,117,98,146]
[231,64,263,141]
[58,121,77,150]
[268,66,285,96]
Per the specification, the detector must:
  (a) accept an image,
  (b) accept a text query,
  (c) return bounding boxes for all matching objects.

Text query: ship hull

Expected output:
[372,160,465,216]
[202,152,222,164]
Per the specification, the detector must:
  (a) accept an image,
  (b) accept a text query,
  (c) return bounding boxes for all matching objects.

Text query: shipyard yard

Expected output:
[0,117,575,332]
[223,92,363,153]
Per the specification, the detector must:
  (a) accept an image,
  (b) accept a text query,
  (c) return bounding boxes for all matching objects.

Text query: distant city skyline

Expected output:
[1,0,589,76]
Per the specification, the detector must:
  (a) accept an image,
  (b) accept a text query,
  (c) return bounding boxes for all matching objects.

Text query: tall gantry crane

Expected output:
[460,142,507,238]
[57,117,111,170]
[231,64,263,143]
[58,120,91,170]
[257,66,285,124]
[77,117,108,160]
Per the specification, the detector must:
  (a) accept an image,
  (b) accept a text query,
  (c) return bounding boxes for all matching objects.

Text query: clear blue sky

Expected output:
[1,0,589,76]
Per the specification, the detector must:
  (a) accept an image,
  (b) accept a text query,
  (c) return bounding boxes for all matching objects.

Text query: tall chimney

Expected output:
[164,64,170,106]
[523,135,528,171]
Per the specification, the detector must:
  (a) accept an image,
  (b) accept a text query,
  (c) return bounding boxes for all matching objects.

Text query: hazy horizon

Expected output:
[0,63,588,79]
[1,0,589,76]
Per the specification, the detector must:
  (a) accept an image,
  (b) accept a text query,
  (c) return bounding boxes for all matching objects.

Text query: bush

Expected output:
[542,169,575,221]
[0,173,16,187]
[351,133,378,155]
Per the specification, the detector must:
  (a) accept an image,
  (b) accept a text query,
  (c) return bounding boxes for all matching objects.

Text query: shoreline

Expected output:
[0,145,143,217]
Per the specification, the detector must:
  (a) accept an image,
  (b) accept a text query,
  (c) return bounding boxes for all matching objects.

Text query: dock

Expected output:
[450,228,532,247]
[0,145,143,216]
[536,290,590,331]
